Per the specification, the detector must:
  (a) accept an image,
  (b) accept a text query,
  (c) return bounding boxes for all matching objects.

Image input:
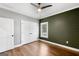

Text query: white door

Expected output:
[21,20,38,44]
[29,22,38,42]
[21,20,30,44]
[0,18,14,52]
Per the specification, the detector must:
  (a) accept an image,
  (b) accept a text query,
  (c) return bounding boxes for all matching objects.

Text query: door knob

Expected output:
[11,35,14,37]
[29,33,32,34]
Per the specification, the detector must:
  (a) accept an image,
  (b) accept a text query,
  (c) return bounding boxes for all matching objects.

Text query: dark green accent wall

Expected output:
[39,8,79,49]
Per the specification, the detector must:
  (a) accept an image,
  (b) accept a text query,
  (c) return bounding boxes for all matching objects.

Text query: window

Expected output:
[40,22,48,38]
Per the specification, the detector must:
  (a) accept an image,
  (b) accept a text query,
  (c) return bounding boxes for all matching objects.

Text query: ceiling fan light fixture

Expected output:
[38,8,42,12]
[31,3,52,12]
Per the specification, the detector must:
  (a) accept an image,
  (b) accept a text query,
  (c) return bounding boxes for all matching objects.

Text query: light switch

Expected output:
[66,41,69,44]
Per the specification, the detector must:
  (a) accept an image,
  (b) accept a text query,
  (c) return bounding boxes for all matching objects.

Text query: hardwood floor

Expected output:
[0,40,79,56]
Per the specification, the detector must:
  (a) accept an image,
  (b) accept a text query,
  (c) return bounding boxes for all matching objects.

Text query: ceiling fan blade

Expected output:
[41,5,52,9]
[31,3,38,8]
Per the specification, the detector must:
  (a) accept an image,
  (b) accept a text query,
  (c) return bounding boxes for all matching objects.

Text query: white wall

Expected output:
[0,8,39,45]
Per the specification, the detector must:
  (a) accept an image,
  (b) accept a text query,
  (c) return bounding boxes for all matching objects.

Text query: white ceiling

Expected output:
[0,3,79,19]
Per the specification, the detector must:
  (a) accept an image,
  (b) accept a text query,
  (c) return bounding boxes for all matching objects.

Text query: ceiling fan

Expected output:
[31,3,52,12]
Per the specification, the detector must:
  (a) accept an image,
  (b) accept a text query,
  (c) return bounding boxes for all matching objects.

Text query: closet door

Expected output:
[0,18,14,52]
[29,22,38,42]
[21,20,30,44]
[21,20,38,44]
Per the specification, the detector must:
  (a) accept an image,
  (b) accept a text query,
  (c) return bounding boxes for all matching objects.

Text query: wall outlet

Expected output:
[66,41,69,44]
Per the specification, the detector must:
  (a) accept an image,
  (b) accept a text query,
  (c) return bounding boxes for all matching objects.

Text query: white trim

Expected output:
[14,44,23,48]
[14,39,39,48]
[0,43,24,53]
[0,47,14,53]
[40,39,79,52]
[0,39,38,53]
[0,44,23,53]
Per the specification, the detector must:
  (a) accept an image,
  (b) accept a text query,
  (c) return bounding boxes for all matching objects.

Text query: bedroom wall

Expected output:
[39,8,79,49]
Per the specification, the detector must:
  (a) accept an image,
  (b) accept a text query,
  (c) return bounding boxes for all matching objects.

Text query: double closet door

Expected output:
[0,18,14,52]
[21,20,38,44]
[0,18,38,52]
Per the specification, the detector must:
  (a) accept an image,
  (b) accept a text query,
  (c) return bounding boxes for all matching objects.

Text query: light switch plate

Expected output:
[66,41,69,44]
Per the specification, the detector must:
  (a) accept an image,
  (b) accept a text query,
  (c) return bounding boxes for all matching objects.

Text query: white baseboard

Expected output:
[0,40,38,53]
[40,39,79,52]
[14,39,39,48]
[14,44,24,48]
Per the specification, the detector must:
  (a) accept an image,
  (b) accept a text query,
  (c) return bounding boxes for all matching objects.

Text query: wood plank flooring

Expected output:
[0,40,79,56]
